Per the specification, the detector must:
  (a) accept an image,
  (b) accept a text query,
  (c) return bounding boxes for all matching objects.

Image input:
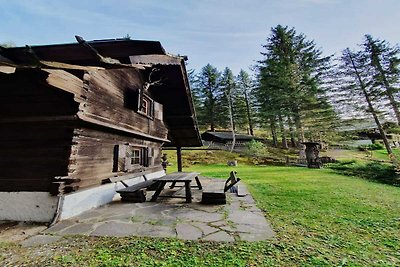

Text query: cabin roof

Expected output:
[201,131,263,142]
[3,39,165,66]
[1,38,201,147]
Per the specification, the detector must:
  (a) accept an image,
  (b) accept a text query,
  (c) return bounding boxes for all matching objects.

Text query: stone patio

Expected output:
[25,177,274,245]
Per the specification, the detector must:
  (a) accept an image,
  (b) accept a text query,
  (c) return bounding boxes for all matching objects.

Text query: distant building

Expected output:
[201,131,264,148]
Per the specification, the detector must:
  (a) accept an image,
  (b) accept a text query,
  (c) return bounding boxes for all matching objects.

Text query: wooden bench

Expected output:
[201,171,241,204]
[116,176,157,203]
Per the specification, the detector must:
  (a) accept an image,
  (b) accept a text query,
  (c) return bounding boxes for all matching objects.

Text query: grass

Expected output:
[1,152,400,266]
[163,149,253,168]
[330,148,400,162]
[329,160,399,186]
[370,148,400,161]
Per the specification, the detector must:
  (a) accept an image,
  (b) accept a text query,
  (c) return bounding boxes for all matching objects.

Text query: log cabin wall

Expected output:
[59,68,168,193]
[0,70,78,192]
[0,67,168,194]
[0,40,202,222]
[80,68,168,140]
[67,126,163,191]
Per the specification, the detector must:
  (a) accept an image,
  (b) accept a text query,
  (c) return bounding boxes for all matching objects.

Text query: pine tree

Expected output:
[220,67,236,151]
[219,68,236,130]
[256,25,335,147]
[188,69,203,124]
[363,34,400,125]
[192,64,221,131]
[236,69,256,135]
[339,48,393,154]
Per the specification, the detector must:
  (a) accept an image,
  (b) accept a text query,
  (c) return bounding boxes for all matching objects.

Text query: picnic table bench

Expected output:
[116,172,201,203]
[116,175,157,202]
[150,172,201,203]
[201,171,241,204]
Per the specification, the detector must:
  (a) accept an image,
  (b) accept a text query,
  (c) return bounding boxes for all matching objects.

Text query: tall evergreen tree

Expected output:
[220,67,236,150]
[219,68,236,129]
[192,64,221,131]
[363,34,400,125]
[188,68,202,117]
[236,69,256,135]
[256,25,334,147]
[339,48,393,154]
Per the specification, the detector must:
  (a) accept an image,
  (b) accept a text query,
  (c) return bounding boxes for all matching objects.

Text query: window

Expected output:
[142,98,149,115]
[113,145,152,172]
[138,94,154,118]
[130,149,141,165]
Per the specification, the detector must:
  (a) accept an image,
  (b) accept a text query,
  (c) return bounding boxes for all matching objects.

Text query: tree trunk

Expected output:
[348,50,393,155]
[229,94,236,132]
[270,117,278,147]
[278,112,288,149]
[293,110,305,144]
[225,92,236,152]
[209,93,216,131]
[287,115,297,147]
[244,90,254,135]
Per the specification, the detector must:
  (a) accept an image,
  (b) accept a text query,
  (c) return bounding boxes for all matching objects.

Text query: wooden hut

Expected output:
[0,38,201,222]
[201,131,263,148]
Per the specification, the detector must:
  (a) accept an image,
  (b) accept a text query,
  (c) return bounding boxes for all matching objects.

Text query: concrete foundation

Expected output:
[0,170,166,223]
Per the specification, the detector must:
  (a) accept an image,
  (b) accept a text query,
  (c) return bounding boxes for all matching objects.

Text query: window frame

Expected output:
[112,144,152,173]
[138,92,154,119]
[130,148,141,166]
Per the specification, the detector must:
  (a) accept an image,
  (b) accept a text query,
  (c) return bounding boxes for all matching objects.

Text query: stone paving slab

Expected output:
[41,177,275,242]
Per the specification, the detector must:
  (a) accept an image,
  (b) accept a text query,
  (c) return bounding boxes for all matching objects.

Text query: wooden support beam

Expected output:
[74,35,147,69]
[177,146,182,172]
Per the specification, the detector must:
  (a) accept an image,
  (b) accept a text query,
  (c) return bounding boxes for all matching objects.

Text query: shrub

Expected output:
[246,140,267,156]
[329,161,399,186]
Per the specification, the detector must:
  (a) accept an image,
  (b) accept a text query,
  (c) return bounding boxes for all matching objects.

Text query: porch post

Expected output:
[177,147,182,172]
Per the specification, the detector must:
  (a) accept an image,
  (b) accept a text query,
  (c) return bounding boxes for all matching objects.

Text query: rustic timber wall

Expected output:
[67,126,163,191]
[0,70,78,192]
[57,68,167,192]
[80,69,168,140]
[0,68,168,194]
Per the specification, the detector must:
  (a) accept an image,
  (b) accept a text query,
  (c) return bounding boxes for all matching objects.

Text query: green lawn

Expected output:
[1,163,400,266]
[327,148,400,162]
[189,165,400,266]
[371,148,400,161]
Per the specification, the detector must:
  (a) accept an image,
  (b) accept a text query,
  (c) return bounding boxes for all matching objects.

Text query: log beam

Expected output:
[177,147,182,172]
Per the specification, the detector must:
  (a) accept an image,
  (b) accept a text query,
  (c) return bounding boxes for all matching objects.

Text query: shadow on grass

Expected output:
[328,160,400,187]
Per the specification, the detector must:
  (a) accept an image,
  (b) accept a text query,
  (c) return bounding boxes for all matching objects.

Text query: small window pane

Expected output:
[142,99,148,114]
[131,149,141,165]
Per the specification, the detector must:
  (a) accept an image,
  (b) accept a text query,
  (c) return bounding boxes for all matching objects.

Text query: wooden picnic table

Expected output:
[150,172,201,203]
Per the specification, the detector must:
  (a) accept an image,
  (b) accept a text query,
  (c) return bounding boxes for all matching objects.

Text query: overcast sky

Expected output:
[1,0,399,74]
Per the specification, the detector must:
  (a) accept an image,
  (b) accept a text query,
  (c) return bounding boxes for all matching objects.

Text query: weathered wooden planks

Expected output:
[0,122,73,193]
[0,38,204,203]
[65,127,164,191]
[45,69,85,101]
[80,69,168,141]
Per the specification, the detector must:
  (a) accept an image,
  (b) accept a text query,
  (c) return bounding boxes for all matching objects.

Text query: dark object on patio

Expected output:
[150,172,201,203]
[116,176,156,203]
[224,171,241,193]
[202,171,241,204]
